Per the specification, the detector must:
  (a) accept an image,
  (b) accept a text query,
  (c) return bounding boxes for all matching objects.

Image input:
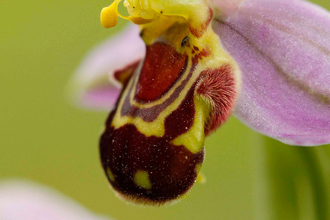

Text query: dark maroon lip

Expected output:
[100,86,204,204]
[99,31,237,204]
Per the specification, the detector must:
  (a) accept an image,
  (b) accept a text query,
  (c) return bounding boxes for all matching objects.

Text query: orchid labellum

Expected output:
[71,0,330,205]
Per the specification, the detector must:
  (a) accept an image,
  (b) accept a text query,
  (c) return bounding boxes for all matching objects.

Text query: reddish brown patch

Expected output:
[114,60,140,86]
[135,43,188,103]
[119,49,196,123]
[196,65,237,135]
[192,48,210,63]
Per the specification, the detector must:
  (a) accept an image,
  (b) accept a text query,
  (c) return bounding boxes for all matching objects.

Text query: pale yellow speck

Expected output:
[107,167,115,182]
[195,164,206,184]
[196,172,206,184]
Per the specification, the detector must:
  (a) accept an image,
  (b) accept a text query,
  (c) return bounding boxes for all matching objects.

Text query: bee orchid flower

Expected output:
[71,0,330,205]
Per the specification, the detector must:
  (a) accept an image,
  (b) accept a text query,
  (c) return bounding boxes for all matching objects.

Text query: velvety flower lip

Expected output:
[72,0,330,146]
[214,0,330,146]
[0,180,109,220]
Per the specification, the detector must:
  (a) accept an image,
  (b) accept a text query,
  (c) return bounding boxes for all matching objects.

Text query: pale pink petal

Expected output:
[70,25,144,110]
[214,0,330,145]
[0,180,109,220]
[209,0,245,18]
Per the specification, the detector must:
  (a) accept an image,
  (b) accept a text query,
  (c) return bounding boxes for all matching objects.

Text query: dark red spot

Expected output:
[192,48,210,64]
[196,65,237,135]
[135,42,188,102]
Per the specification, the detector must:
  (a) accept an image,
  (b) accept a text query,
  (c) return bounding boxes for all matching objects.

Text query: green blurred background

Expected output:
[1,0,330,219]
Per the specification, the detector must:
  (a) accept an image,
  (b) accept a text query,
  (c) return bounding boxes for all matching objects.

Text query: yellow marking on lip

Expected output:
[196,172,206,184]
[131,53,213,110]
[170,97,207,153]
[129,56,193,109]
[111,56,197,137]
[111,56,193,137]
[134,170,152,189]
[195,164,206,184]
[107,167,115,182]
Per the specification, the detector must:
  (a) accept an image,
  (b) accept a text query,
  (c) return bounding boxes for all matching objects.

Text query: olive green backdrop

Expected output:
[1,1,330,219]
